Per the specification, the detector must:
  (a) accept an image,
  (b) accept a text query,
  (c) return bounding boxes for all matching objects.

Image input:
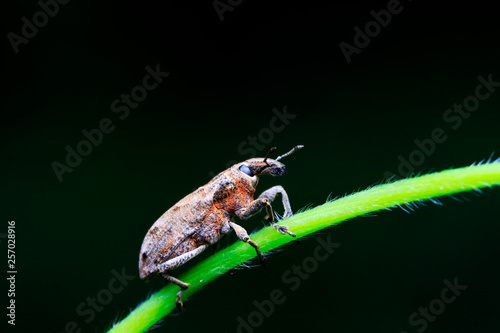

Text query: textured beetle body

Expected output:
[139,168,254,280]
[139,147,302,308]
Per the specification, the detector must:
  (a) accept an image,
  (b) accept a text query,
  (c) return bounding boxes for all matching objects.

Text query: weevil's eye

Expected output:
[238,165,254,176]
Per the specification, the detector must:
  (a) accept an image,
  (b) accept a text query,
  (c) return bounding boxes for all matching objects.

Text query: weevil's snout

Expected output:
[244,158,286,177]
[268,166,287,176]
[238,146,303,178]
[261,160,287,176]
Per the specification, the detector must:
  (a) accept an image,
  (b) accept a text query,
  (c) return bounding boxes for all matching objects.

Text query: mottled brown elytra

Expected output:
[139,145,303,309]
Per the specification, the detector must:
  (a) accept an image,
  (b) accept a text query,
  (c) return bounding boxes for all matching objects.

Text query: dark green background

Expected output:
[2,1,500,332]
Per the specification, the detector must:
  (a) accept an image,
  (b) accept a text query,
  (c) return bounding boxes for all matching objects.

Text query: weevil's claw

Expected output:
[273,224,296,237]
[175,290,184,311]
[258,252,267,269]
[175,283,190,311]
[247,239,267,268]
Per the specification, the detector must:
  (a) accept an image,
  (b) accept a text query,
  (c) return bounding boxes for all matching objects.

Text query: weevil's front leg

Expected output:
[230,222,267,268]
[236,186,296,237]
[157,244,208,309]
[258,185,293,219]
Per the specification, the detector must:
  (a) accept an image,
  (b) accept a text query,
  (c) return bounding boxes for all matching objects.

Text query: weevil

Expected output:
[139,145,303,308]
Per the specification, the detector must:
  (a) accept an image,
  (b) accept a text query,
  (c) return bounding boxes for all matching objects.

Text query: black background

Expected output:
[2,1,500,332]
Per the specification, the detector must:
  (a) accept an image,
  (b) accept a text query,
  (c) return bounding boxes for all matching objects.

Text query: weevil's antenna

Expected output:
[276,145,304,161]
[263,147,277,165]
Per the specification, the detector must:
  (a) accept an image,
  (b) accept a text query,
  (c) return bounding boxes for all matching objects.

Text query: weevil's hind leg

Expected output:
[157,244,208,309]
[161,274,190,310]
[229,222,267,268]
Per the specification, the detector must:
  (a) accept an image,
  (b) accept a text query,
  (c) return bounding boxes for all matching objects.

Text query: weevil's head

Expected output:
[239,157,287,177]
[232,145,303,186]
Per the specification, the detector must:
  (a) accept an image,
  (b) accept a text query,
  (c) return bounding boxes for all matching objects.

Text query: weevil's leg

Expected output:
[235,186,292,219]
[157,244,208,309]
[259,186,296,237]
[161,274,190,310]
[156,244,208,273]
[236,186,296,237]
[258,185,293,218]
[229,222,267,268]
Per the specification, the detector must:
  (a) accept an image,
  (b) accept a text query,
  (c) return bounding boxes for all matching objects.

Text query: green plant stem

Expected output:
[107,162,500,333]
